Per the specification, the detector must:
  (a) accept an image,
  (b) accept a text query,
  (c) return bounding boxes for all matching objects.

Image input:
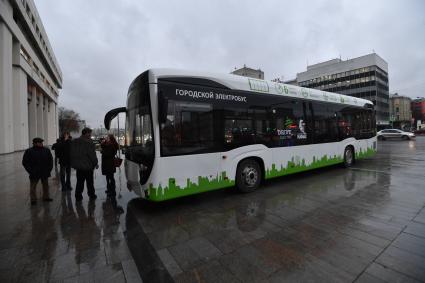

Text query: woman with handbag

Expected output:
[101,134,120,198]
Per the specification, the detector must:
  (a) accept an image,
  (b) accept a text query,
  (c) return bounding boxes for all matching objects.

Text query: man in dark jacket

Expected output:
[70,128,98,201]
[57,132,72,191]
[22,137,54,205]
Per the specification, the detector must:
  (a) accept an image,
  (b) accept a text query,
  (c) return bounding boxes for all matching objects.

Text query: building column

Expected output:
[12,66,29,151]
[43,96,48,142]
[12,40,29,151]
[36,90,44,139]
[0,22,14,154]
[53,102,58,141]
[28,85,37,144]
[50,100,58,145]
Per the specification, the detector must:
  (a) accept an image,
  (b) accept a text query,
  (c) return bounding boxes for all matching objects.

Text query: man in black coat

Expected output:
[70,128,98,202]
[22,137,54,205]
[57,132,72,191]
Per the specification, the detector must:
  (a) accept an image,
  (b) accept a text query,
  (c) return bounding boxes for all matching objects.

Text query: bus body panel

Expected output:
[135,136,376,201]
[146,152,226,201]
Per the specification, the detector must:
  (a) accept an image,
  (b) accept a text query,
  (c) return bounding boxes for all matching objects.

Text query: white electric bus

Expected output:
[104,69,376,201]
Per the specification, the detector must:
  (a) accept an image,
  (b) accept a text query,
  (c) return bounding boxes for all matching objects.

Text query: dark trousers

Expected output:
[60,164,71,190]
[105,173,116,196]
[30,178,49,200]
[75,169,95,199]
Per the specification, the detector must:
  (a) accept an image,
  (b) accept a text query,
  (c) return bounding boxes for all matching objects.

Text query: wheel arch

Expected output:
[236,156,266,183]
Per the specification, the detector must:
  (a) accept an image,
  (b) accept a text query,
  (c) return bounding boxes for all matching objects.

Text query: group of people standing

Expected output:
[22,127,120,205]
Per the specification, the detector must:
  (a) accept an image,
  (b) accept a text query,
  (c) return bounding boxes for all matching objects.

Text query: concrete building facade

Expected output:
[231,65,264,79]
[0,0,62,154]
[389,93,412,130]
[293,53,389,129]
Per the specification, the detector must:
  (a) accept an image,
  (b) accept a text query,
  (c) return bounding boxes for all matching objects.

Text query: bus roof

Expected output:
[147,68,374,108]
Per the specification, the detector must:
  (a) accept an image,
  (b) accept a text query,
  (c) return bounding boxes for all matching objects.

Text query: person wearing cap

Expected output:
[22,137,54,205]
[70,127,99,201]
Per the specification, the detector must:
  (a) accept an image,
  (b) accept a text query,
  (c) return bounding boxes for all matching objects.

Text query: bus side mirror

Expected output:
[158,95,168,124]
[104,107,126,130]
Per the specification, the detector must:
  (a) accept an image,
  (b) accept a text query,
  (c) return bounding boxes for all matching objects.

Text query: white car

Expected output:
[377,129,415,140]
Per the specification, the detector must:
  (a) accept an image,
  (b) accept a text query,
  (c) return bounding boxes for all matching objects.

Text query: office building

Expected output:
[292,53,389,129]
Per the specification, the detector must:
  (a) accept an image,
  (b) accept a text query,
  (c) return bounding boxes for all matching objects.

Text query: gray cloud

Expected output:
[35,0,425,127]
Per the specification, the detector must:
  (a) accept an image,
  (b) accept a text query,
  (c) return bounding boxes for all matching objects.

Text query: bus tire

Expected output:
[343,146,354,168]
[236,159,262,193]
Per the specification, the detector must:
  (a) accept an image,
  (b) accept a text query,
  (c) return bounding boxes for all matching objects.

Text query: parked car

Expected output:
[377,129,415,140]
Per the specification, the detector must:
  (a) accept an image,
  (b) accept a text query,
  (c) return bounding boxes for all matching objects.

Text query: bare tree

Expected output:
[58,107,82,134]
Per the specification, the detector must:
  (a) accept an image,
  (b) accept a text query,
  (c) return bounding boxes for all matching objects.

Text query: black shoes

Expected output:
[31,198,52,205]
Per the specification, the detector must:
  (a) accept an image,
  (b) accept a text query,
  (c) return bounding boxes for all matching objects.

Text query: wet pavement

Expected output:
[1,139,425,283]
[127,138,425,283]
[0,152,142,282]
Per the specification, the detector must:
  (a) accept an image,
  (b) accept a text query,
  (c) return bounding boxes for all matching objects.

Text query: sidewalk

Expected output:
[0,151,142,283]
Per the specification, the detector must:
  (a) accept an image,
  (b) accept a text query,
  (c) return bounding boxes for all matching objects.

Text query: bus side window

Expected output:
[222,106,256,149]
[160,100,214,156]
[311,102,338,143]
[338,107,354,140]
[269,100,311,147]
[270,101,295,147]
[253,108,271,145]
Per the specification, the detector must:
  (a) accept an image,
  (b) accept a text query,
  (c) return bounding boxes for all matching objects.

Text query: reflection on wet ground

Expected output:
[0,153,141,282]
[1,139,425,282]
[126,138,425,283]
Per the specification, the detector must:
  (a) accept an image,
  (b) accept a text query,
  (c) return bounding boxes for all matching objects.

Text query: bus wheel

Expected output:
[343,147,354,168]
[236,159,262,193]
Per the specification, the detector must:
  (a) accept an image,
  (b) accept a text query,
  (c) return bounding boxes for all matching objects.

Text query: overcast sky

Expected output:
[35,0,425,128]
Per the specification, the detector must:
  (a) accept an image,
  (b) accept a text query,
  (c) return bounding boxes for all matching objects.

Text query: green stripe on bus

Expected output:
[265,154,344,179]
[355,147,376,159]
[147,147,376,201]
[148,171,234,202]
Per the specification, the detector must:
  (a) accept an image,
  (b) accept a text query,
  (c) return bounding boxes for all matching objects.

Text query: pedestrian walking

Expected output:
[101,134,119,198]
[57,132,72,191]
[22,137,54,205]
[70,128,98,202]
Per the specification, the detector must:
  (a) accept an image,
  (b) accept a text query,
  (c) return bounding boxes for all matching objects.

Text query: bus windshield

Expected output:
[125,73,154,167]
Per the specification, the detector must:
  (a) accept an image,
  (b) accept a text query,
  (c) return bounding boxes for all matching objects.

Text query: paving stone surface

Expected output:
[2,138,425,282]
[0,152,142,283]
[126,137,425,283]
